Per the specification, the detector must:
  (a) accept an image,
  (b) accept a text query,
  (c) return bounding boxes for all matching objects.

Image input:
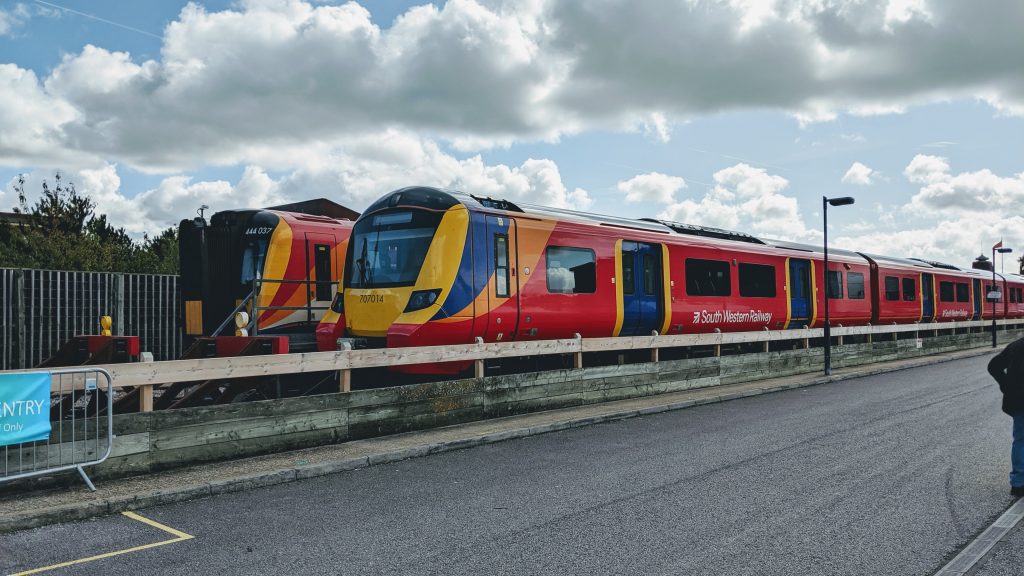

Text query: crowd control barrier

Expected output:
[0,368,113,491]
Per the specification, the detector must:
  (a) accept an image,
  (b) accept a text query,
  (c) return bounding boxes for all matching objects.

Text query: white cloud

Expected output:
[6,133,591,236]
[904,155,1024,214]
[658,163,809,240]
[842,161,878,185]
[2,0,1024,172]
[617,172,685,204]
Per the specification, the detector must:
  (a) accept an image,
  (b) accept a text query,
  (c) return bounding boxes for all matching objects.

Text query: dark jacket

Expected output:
[988,336,1024,415]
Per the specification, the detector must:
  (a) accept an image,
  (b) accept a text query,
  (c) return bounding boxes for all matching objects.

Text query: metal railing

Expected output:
[213,278,334,336]
[1,367,114,491]
[0,268,181,369]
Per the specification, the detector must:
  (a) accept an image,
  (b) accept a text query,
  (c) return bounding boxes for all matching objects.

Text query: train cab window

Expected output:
[622,252,635,296]
[739,263,776,298]
[546,247,596,294]
[902,278,916,302]
[495,235,510,298]
[884,276,900,301]
[685,258,731,297]
[939,281,955,302]
[314,244,332,301]
[643,254,657,295]
[956,283,970,303]
[847,272,865,299]
[826,270,843,299]
[240,239,269,285]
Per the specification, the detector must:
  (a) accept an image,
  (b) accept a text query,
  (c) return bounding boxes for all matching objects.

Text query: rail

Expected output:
[2,319,1021,412]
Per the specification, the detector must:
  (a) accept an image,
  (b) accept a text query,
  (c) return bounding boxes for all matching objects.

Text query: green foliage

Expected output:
[0,172,179,274]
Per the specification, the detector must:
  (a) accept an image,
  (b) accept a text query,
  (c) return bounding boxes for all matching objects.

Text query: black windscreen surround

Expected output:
[345,209,443,289]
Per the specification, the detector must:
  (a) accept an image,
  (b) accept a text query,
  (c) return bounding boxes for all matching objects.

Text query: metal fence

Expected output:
[0,269,181,370]
[1,367,113,491]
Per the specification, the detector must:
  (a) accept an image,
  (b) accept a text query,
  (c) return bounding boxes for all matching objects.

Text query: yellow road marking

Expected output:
[10,512,194,576]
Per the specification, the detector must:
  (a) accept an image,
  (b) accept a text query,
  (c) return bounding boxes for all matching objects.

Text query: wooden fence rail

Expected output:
[3,318,1021,412]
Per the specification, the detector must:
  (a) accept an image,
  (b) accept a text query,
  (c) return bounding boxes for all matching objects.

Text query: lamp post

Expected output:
[992,244,1013,347]
[823,196,855,376]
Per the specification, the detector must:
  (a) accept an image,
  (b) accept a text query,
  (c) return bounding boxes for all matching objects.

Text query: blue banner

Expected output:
[0,372,51,447]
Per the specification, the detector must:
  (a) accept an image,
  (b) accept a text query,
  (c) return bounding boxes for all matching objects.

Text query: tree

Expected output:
[1,172,179,274]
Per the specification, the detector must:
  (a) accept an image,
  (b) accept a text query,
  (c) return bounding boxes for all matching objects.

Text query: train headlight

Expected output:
[404,289,441,312]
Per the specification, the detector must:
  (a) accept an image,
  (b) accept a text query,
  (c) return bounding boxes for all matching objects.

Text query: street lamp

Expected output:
[823,196,855,376]
[992,244,1013,347]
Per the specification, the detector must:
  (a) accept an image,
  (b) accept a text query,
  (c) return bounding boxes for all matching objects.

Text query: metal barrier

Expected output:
[1,367,114,491]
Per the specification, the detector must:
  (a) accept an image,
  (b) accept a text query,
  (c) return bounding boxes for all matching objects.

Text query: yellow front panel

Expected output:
[346,206,469,337]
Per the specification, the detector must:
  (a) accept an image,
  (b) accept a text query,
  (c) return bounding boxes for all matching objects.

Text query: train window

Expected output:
[346,209,443,289]
[643,254,657,295]
[902,278,916,302]
[847,272,865,299]
[884,276,900,301]
[546,247,596,294]
[826,270,843,299]
[956,283,970,303]
[240,239,269,285]
[314,244,333,301]
[495,235,509,298]
[939,281,955,302]
[738,263,776,298]
[686,258,731,297]
[622,252,635,296]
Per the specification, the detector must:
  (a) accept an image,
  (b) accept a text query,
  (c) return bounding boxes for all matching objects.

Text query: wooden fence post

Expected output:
[866,323,872,344]
[574,333,583,369]
[339,340,352,393]
[837,324,844,346]
[651,330,659,363]
[714,328,722,357]
[762,327,770,353]
[475,336,485,379]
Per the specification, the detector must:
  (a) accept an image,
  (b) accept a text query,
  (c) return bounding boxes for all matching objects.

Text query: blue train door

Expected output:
[788,259,811,328]
[921,273,934,322]
[620,241,663,336]
[973,278,983,320]
[484,216,519,342]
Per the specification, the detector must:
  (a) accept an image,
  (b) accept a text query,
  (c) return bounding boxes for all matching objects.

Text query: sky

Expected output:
[1,0,1023,270]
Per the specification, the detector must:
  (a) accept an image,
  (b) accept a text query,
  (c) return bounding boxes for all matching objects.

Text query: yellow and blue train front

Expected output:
[344,189,481,371]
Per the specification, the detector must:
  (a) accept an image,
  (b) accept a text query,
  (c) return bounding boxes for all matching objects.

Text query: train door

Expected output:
[921,273,934,322]
[788,259,812,328]
[484,216,519,342]
[973,278,983,320]
[620,241,663,336]
[305,233,337,323]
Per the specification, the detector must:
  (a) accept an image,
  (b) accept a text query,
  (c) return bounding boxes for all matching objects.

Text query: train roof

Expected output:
[363,187,988,272]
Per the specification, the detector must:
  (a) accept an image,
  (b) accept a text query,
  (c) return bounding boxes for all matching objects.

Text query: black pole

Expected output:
[993,246,998,348]
[823,196,831,376]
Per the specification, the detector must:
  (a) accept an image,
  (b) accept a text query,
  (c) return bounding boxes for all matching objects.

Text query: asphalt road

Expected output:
[2,354,1019,576]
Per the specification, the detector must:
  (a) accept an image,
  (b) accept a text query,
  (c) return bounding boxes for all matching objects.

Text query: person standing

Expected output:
[988,336,1024,497]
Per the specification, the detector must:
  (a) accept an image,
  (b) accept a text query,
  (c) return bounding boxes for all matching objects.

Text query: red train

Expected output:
[322,187,1024,372]
[179,199,355,352]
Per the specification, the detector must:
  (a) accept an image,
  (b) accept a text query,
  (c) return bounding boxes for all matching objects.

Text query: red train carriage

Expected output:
[179,199,355,352]
[326,186,1004,373]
